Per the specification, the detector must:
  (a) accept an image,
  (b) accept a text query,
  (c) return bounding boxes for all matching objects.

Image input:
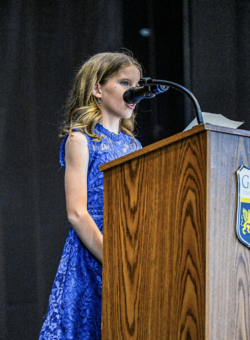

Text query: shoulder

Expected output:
[60,131,89,168]
[122,133,142,150]
[65,131,88,149]
[65,131,88,162]
[134,137,142,149]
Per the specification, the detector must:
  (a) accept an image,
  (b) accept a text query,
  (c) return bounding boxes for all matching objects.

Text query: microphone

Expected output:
[123,84,169,104]
[128,77,204,124]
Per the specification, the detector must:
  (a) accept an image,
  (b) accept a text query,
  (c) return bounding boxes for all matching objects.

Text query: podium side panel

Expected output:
[207,131,250,340]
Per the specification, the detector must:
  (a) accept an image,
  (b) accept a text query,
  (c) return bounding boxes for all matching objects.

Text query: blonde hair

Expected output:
[60,52,143,142]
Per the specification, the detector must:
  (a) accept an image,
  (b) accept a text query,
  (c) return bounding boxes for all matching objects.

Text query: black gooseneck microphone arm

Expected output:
[138,77,204,125]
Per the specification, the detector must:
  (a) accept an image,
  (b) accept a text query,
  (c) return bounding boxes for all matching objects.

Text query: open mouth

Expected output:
[125,103,136,110]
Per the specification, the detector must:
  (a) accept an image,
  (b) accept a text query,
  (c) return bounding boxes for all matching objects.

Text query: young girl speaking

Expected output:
[39,52,142,340]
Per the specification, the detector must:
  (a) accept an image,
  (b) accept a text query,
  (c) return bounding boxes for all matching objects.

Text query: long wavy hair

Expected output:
[60,52,143,142]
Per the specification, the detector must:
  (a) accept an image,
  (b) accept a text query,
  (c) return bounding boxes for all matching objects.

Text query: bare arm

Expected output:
[64,131,103,263]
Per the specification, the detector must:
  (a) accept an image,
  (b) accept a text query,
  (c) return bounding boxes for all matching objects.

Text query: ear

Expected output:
[92,83,102,99]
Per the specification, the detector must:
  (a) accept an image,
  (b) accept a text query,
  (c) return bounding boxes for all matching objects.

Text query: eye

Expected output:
[120,80,129,86]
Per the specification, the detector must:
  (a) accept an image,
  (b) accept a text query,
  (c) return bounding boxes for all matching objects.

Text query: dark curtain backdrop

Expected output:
[1,0,250,339]
[184,0,250,130]
[0,1,123,339]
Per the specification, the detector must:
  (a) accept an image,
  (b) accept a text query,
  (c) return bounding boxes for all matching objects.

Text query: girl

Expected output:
[39,52,142,339]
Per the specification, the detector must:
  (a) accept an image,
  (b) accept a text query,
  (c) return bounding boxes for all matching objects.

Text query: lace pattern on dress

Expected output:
[39,123,141,340]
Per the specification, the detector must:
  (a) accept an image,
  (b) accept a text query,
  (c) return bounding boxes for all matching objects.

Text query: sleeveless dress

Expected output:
[39,123,142,340]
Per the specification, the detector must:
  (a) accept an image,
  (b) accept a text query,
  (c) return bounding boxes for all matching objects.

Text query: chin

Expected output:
[121,111,133,120]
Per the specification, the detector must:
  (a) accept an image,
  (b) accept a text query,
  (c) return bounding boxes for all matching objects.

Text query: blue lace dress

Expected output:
[39,123,142,340]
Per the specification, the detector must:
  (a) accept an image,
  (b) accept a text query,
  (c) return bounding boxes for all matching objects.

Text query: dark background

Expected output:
[1,0,250,338]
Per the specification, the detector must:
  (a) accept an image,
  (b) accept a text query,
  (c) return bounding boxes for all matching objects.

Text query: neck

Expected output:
[98,116,120,135]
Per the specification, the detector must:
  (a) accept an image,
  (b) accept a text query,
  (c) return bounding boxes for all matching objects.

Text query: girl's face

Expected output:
[97,65,141,120]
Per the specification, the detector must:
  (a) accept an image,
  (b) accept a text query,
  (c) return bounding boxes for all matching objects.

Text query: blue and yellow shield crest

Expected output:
[237,165,250,248]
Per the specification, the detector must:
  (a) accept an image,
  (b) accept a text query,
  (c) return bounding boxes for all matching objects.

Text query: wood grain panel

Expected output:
[99,124,250,173]
[102,131,207,339]
[207,131,250,340]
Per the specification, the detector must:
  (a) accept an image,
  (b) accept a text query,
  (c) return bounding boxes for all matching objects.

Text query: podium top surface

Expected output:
[99,123,250,172]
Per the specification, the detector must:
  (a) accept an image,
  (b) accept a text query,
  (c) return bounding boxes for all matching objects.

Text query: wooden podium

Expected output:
[100,124,250,340]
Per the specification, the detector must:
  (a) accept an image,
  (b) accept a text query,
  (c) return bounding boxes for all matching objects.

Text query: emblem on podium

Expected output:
[237,165,250,248]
